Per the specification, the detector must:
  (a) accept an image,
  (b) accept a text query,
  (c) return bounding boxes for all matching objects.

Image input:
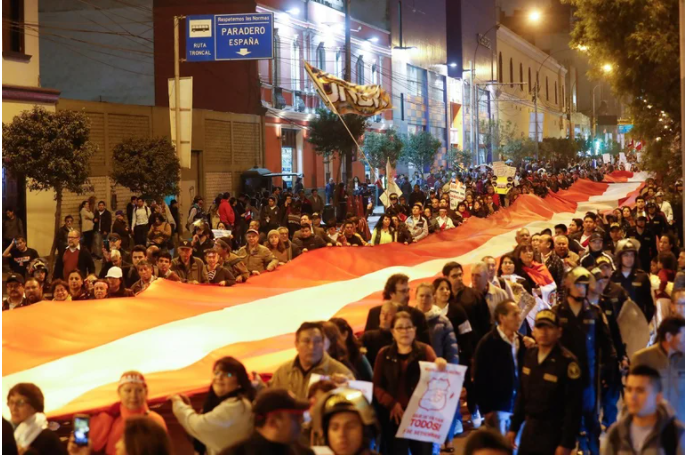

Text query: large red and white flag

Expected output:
[2,179,644,420]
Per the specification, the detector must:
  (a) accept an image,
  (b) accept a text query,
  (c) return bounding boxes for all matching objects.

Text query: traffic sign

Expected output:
[186,13,274,62]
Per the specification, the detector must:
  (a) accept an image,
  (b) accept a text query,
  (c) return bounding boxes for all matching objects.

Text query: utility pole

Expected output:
[173,16,183,163]
[680,0,685,237]
[344,0,351,83]
[534,76,539,160]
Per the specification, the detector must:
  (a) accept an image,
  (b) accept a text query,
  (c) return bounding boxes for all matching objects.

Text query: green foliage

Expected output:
[2,107,96,194]
[567,0,679,181]
[539,137,582,165]
[110,137,181,200]
[363,127,404,169]
[308,108,368,159]
[446,146,474,169]
[480,119,519,162]
[502,137,538,165]
[401,131,442,173]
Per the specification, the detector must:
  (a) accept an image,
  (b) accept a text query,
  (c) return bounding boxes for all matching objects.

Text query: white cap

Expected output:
[105,266,123,279]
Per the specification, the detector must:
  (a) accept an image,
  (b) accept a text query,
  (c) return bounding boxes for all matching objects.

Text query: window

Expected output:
[519,64,524,92]
[371,64,378,85]
[291,40,301,91]
[3,0,25,54]
[562,85,565,111]
[407,64,425,97]
[509,58,513,87]
[545,76,549,101]
[356,56,365,84]
[554,81,558,105]
[498,53,503,82]
[528,67,532,94]
[317,43,325,71]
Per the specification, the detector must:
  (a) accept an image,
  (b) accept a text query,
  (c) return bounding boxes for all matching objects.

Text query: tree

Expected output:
[567,0,680,182]
[363,127,403,170]
[446,146,474,170]
[110,137,180,200]
[480,119,518,162]
[2,107,97,262]
[308,108,368,192]
[539,137,582,167]
[401,131,442,174]
[502,136,538,165]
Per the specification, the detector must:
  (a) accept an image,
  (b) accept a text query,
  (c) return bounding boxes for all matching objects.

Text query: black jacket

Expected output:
[610,267,655,322]
[364,305,430,345]
[360,328,394,367]
[373,341,435,410]
[451,286,492,347]
[25,429,67,455]
[93,209,112,234]
[220,431,314,455]
[53,246,95,281]
[473,327,527,414]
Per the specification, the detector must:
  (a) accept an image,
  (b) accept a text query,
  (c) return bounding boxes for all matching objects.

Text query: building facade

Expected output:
[3,0,61,255]
[496,25,568,142]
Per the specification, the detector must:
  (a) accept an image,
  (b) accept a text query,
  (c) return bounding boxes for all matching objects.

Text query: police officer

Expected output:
[507,310,583,455]
[312,388,380,455]
[579,232,615,270]
[553,267,616,455]
[627,217,657,274]
[610,239,655,323]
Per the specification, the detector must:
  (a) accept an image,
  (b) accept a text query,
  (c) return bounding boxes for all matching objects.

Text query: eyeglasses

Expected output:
[7,399,27,408]
[213,371,234,378]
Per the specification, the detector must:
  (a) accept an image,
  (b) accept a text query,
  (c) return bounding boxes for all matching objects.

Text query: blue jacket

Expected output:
[423,306,459,365]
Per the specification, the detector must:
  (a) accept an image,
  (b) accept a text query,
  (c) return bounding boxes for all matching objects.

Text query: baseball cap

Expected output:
[105,266,123,279]
[591,267,604,280]
[246,229,260,236]
[609,223,621,231]
[253,389,310,418]
[6,274,24,285]
[178,239,193,249]
[535,309,559,328]
[589,232,604,242]
[311,212,321,219]
[108,233,121,241]
[656,192,664,198]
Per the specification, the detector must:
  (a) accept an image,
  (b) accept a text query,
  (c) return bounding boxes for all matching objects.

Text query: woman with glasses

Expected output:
[373,311,447,455]
[171,357,255,455]
[6,383,66,454]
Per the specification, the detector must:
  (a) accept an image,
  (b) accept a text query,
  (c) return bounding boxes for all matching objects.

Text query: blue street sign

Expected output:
[618,124,633,134]
[186,13,274,62]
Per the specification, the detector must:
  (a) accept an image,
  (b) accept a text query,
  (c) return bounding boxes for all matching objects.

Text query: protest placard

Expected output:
[395,362,467,444]
[449,182,465,210]
[602,153,611,164]
[212,229,232,239]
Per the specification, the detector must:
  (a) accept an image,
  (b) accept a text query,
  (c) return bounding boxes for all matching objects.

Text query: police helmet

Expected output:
[312,388,379,445]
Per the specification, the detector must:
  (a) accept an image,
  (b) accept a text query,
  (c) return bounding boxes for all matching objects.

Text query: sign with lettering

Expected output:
[186,13,274,62]
[492,161,516,178]
[396,362,467,444]
[449,182,465,209]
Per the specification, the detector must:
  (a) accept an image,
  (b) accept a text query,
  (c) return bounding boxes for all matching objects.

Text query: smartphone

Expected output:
[73,414,90,447]
[103,239,110,252]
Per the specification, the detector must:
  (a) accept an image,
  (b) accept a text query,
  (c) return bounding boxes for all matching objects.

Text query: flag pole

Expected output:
[304,62,378,184]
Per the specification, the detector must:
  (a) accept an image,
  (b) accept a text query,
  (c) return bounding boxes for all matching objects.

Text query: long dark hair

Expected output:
[124,416,172,455]
[194,357,255,454]
[373,214,395,245]
[329,317,362,364]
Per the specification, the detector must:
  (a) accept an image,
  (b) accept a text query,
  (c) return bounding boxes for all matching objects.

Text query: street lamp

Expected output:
[529,9,542,23]
[602,63,613,73]
[471,23,500,165]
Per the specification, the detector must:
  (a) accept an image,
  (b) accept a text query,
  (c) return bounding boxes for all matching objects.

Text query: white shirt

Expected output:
[497,325,520,369]
[132,206,150,228]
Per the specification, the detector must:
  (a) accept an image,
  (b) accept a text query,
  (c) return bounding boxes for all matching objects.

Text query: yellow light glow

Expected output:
[577,45,588,52]
[529,10,542,22]
[602,63,613,73]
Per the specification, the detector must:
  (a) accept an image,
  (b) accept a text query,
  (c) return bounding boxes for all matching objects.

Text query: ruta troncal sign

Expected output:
[186,12,274,62]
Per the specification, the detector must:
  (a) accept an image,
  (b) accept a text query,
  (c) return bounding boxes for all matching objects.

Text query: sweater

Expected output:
[172,396,253,455]
[270,353,354,400]
[605,404,685,455]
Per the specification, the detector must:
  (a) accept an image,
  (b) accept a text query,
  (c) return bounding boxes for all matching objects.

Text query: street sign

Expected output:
[618,124,633,134]
[186,12,274,62]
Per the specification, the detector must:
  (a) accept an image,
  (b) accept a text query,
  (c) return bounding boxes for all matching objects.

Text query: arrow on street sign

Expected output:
[237,48,251,56]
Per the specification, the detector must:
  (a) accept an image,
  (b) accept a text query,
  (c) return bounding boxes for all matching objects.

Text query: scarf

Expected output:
[522,262,554,288]
[193,388,242,454]
[14,413,48,450]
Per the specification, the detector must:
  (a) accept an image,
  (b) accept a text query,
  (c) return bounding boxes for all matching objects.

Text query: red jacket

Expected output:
[218,199,235,226]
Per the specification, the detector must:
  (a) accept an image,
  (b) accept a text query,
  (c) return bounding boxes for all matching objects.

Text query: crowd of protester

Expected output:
[3,157,685,454]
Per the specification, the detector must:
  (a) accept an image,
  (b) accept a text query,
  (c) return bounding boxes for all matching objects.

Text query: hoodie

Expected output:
[605,403,685,455]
